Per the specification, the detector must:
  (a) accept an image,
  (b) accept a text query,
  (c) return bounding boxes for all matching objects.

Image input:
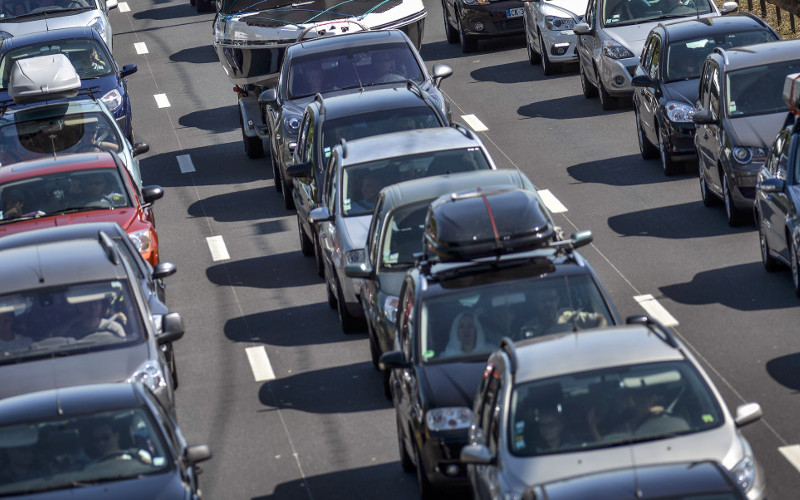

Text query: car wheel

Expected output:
[658,128,679,176]
[396,414,415,472]
[336,279,362,333]
[314,231,325,278]
[196,0,213,12]
[270,145,282,193]
[791,239,800,297]
[282,178,295,210]
[297,213,314,257]
[579,62,598,98]
[415,447,437,499]
[242,131,264,159]
[539,33,557,75]
[189,0,195,6]
[758,218,779,272]
[598,76,616,111]
[723,174,744,226]
[442,1,458,44]
[326,279,337,309]
[526,29,541,64]
[635,109,658,159]
[699,161,718,207]
[458,21,477,53]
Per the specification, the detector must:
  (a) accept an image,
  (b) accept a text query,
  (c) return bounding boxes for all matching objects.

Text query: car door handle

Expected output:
[320,232,327,239]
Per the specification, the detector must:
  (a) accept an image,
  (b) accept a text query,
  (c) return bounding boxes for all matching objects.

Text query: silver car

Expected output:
[309,125,496,333]
[573,0,736,109]
[0,0,116,53]
[461,318,765,499]
[522,0,588,75]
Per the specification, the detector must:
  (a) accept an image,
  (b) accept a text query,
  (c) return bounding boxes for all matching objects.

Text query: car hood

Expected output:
[419,360,486,409]
[341,215,372,251]
[663,78,700,106]
[377,270,406,296]
[4,470,187,499]
[605,23,659,56]
[0,209,138,237]
[0,342,150,400]
[0,10,101,32]
[542,0,588,18]
[0,74,119,105]
[504,424,745,490]
[726,113,787,148]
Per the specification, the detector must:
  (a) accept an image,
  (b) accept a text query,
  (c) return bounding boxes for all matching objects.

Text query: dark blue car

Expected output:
[0,27,136,141]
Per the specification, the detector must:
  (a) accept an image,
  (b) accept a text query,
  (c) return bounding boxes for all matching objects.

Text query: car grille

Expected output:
[493,18,524,31]
[625,65,637,77]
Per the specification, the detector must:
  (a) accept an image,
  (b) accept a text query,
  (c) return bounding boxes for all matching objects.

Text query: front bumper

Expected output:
[541,30,579,63]
[729,166,760,210]
[598,55,638,97]
[460,1,525,37]
[420,432,470,487]
[662,120,696,160]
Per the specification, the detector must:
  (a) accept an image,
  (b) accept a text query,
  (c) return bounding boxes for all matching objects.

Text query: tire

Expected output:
[458,22,477,53]
[598,76,616,111]
[298,213,314,257]
[540,33,557,75]
[415,447,437,499]
[699,161,718,207]
[189,0,195,6]
[791,239,800,297]
[336,280,362,333]
[242,130,264,159]
[442,1,458,44]
[270,145,282,192]
[326,280,337,309]
[196,0,213,13]
[397,415,415,473]
[758,218,779,272]
[635,109,658,159]
[314,231,325,278]
[282,178,295,210]
[526,29,541,64]
[723,174,744,226]
[579,62,597,98]
[658,128,679,176]
[366,318,380,368]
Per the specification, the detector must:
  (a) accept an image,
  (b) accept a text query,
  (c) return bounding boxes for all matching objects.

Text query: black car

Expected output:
[632,15,778,175]
[286,82,449,276]
[756,109,800,296]
[441,0,525,53]
[381,187,619,498]
[0,383,211,499]
[258,29,453,208]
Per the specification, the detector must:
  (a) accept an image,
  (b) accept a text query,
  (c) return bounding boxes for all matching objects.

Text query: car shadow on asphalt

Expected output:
[188,186,280,222]
[224,303,363,345]
[179,105,240,134]
[133,3,212,20]
[766,353,800,392]
[420,35,526,61]
[169,45,219,65]
[139,145,272,188]
[520,93,631,119]
[208,252,323,291]
[607,201,752,240]
[567,154,692,186]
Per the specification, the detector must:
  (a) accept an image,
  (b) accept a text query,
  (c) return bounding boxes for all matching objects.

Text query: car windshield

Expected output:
[380,202,429,270]
[507,360,724,456]
[288,43,426,99]
[0,406,170,495]
[602,0,711,27]
[665,30,777,82]
[341,147,491,217]
[0,110,122,167]
[0,0,95,19]
[0,40,112,89]
[726,59,800,117]
[419,272,615,363]
[0,279,143,363]
[0,167,131,222]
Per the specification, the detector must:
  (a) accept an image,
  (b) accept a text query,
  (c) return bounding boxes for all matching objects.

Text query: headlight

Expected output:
[731,147,767,166]
[284,116,300,134]
[545,16,576,30]
[128,360,167,391]
[382,295,399,324]
[425,407,473,432]
[87,16,105,35]
[463,0,489,5]
[731,455,756,492]
[345,249,366,265]
[129,229,153,253]
[665,101,696,122]
[602,40,634,60]
[101,89,123,112]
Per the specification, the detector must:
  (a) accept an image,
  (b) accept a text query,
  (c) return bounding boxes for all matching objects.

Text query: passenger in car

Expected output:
[441,310,491,357]
[519,287,607,338]
[56,296,125,340]
[0,310,32,352]
[0,188,25,219]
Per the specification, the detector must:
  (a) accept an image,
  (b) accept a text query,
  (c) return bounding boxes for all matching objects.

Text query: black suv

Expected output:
[381,187,619,498]
[286,82,449,275]
[442,0,525,53]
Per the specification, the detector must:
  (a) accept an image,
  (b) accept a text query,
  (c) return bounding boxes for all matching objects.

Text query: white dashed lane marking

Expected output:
[176,154,195,173]
[154,94,171,108]
[206,236,230,261]
[779,445,800,474]
[246,346,276,382]
[118,1,130,11]
[134,42,148,55]
[633,294,679,326]
[461,114,488,132]
[537,189,567,214]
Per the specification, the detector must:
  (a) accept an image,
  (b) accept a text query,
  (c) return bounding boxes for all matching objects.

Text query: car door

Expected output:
[637,33,661,144]
[292,112,315,227]
[469,362,502,500]
[763,127,794,260]
[393,282,417,460]
[318,155,339,285]
[696,62,721,190]
[576,0,599,85]
[362,195,387,329]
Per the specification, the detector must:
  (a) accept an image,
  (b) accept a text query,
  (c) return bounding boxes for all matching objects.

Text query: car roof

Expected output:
[340,127,481,166]
[0,383,143,426]
[290,29,410,56]
[0,237,127,293]
[0,27,101,50]
[0,221,127,251]
[660,14,771,42]
[380,169,528,210]
[314,84,437,120]
[715,38,800,70]
[0,152,119,182]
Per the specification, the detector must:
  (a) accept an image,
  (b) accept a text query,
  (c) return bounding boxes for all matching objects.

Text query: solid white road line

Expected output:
[118,1,130,11]
[154,94,171,108]
[246,346,276,382]
[134,42,148,55]
[176,154,195,173]
[537,189,567,214]
[634,294,679,326]
[461,114,488,132]
[206,235,230,261]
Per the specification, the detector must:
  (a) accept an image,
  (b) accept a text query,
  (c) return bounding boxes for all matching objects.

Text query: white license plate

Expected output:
[506,7,523,17]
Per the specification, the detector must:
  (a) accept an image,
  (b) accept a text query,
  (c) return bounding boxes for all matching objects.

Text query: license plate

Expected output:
[507,7,523,17]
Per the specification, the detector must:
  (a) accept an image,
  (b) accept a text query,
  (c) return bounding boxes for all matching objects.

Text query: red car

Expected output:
[0,152,162,266]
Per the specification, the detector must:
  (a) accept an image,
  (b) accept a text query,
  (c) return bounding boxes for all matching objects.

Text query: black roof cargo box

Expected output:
[423,187,555,262]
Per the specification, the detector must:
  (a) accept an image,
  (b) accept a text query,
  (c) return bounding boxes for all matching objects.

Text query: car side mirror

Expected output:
[132,142,150,157]
[142,185,164,205]
[734,402,762,427]
[258,88,278,106]
[106,0,118,9]
[286,161,312,179]
[691,109,716,125]
[183,444,212,466]
[153,261,177,280]
[573,22,591,35]
[631,74,654,88]
[460,444,495,465]
[345,262,374,279]
[379,350,410,371]
[431,64,453,88]
[720,1,738,14]
[158,312,185,344]
[758,177,785,193]
[570,230,593,249]
[120,64,137,78]
[309,206,332,224]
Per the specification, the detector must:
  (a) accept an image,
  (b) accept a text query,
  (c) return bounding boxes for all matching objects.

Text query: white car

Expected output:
[572,0,737,109]
[523,0,589,75]
[0,0,116,53]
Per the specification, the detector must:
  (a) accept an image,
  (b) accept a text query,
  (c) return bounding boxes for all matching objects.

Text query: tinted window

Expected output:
[380,202,428,270]
[726,59,800,117]
[665,31,777,82]
[602,0,711,27]
[0,0,95,18]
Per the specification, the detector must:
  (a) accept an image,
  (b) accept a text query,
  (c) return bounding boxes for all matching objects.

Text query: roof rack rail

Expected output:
[97,230,120,266]
[625,315,679,349]
[314,92,325,116]
[499,336,518,376]
[451,122,476,139]
[712,47,729,65]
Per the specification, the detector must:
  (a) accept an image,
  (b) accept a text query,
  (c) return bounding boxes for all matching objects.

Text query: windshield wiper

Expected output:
[45,206,103,216]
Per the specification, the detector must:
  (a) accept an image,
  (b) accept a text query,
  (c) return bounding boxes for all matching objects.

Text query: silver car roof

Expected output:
[340,127,486,167]
[719,38,800,71]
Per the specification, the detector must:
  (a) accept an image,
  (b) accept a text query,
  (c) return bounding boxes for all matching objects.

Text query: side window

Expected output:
[640,37,652,70]
[585,0,595,26]
[296,114,311,162]
[302,113,316,163]
[322,156,338,211]
[368,198,385,265]
[480,369,502,453]
[709,66,720,121]
[777,128,792,179]
[648,37,661,80]
[398,286,414,360]
[697,63,710,107]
